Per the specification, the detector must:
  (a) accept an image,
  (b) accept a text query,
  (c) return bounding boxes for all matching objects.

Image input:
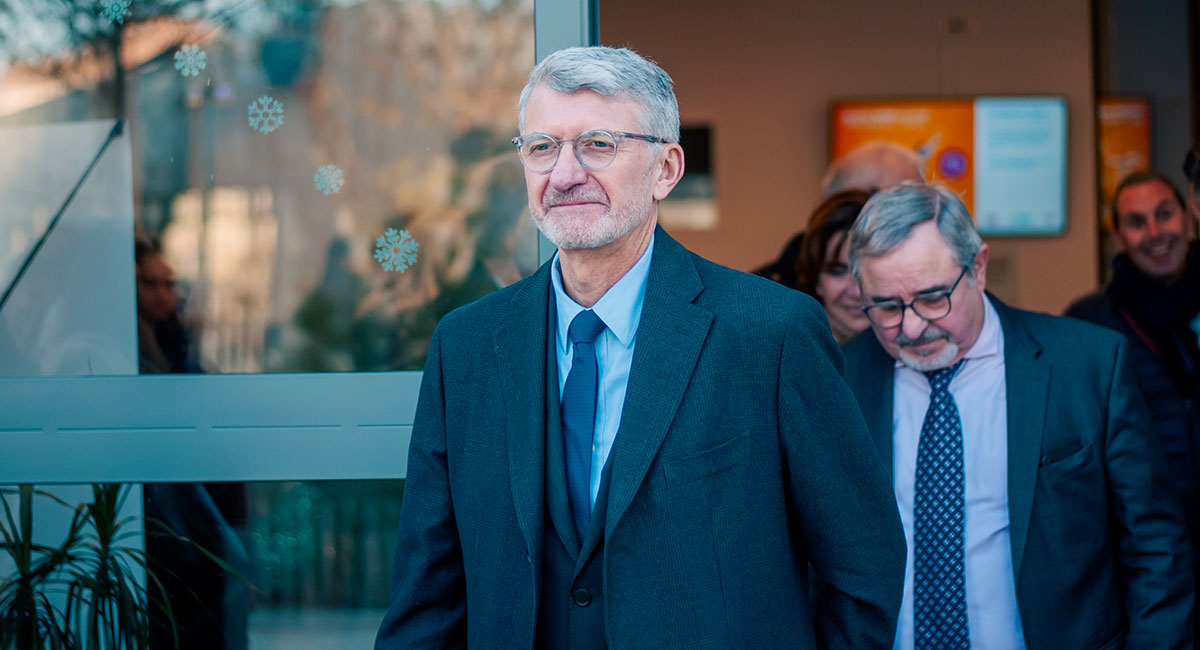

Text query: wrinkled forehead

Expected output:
[523,85,644,128]
[858,226,961,291]
[522,87,645,137]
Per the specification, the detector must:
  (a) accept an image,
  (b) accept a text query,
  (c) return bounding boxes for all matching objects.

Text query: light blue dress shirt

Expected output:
[551,236,654,510]
[892,296,1026,650]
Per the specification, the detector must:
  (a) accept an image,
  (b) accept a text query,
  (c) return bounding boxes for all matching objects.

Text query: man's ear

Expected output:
[652,143,685,201]
[1110,226,1131,254]
[973,242,990,292]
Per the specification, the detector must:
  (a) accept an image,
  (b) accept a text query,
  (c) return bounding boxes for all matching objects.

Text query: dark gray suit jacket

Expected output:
[375,228,906,649]
[842,296,1194,650]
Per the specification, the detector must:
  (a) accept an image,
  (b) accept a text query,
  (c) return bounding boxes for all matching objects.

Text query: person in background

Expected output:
[794,189,873,343]
[755,141,922,289]
[844,182,1192,649]
[134,238,250,649]
[1065,169,1200,641]
[821,141,925,197]
[135,239,202,374]
[376,45,906,649]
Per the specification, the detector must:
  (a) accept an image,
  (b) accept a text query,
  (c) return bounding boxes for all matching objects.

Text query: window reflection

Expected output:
[148,479,403,648]
[0,0,537,376]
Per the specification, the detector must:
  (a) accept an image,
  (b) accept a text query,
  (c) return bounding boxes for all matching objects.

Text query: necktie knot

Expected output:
[569,309,606,345]
[923,359,965,394]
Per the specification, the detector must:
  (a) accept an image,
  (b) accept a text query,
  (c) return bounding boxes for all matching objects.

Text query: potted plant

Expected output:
[0,484,179,649]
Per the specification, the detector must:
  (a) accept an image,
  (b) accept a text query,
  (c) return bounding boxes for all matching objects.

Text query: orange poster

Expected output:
[1097,96,1151,227]
[831,100,975,213]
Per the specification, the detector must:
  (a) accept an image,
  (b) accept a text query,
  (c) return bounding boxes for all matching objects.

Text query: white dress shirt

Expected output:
[551,236,653,509]
[892,295,1027,650]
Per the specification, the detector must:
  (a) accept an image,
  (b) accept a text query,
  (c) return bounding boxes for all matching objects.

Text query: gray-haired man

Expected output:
[841,182,1194,649]
[375,46,906,649]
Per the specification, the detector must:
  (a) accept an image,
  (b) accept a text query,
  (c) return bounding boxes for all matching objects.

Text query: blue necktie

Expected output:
[913,359,969,650]
[561,309,605,541]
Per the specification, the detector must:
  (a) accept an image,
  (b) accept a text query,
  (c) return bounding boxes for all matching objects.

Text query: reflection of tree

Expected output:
[286,1,536,372]
[0,0,201,119]
[289,238,399,372]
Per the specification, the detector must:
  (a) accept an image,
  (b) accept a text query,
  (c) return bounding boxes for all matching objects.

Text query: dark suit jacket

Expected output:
[376,227,906,649]
[842,296,1194,650]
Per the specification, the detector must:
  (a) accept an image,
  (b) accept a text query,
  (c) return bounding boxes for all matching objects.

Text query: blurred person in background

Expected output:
[794,189,873,343]
[135,239,203,374]
[755,141,922,289]
[821,141,925,197]
[135,237,250,649]
[1065,169,1200,641]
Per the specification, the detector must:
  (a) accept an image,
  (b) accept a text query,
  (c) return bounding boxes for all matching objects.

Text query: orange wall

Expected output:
[601,0,1098,313]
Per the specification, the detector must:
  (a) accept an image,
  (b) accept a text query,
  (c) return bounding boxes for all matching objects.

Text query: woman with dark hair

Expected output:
[795,189,873,343]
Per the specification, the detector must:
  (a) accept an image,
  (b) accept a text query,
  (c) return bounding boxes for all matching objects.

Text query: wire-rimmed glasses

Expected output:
[511,129,667,173]
[861,266,969,329]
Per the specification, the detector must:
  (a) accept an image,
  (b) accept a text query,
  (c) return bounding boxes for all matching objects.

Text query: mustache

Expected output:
[542,188,609,210]
[895,326,950,346]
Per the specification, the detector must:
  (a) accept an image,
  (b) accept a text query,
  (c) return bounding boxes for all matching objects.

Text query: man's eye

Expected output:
[528,142,555,154]
[916,294,947,308]
[875,303,903,314]
[581,138,613,150]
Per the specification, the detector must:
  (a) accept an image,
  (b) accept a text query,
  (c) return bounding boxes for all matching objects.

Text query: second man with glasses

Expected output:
[841,182,1193,649]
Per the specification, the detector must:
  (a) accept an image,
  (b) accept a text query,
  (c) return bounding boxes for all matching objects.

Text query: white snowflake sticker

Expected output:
[248,95,284,134]
[314,164,345,196]
[374,229,419,272]
[174,45,207,77]
[101,0,131,24]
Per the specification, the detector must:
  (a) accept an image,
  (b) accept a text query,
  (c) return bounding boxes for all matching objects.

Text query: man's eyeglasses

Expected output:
[861,266,969,329]
[512,129,667,173]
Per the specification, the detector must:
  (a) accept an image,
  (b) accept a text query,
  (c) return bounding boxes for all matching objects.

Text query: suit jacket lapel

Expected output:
[994,297,1048,579]
[849,336,897,479]
[494,264,553,570]
[544,289,580,558]
[605,229,713,537]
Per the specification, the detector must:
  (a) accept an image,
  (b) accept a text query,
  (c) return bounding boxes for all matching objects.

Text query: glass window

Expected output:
[2,480,403,648]
[0,0,538,376]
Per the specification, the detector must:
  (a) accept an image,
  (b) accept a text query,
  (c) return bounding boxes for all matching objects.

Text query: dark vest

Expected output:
[536,296,611,650]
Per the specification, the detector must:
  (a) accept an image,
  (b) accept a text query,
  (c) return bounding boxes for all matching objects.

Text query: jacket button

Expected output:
[573,588,592,607]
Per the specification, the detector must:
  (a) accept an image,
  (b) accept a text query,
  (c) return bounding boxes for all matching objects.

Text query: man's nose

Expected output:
[1145,219,1161,237]
[547,144,589,189]
[900,307,927,340]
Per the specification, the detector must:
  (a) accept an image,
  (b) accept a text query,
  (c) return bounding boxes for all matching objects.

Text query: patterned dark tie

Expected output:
[561,309,605,541]
[913,359,969,650]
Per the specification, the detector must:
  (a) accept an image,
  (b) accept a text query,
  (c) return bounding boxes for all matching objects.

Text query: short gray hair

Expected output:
[848,182,982,281]
[518,46,680,143]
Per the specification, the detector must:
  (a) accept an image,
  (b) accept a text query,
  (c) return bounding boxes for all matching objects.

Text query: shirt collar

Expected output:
[893,292,1003,368]
[552,234,655,353]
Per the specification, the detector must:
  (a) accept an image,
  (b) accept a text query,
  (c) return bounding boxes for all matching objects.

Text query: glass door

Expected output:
[0,0,593,646]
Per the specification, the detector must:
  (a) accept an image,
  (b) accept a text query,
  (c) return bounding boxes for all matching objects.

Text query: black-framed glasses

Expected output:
[511,129,667,173]
[861,266,969,329]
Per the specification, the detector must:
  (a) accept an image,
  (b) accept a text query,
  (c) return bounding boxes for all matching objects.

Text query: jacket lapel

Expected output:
[993,298,1048,579]
[544,291,581,558]
[605,229,713,537]
[850,335,897,479]
[494,264,553,570]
